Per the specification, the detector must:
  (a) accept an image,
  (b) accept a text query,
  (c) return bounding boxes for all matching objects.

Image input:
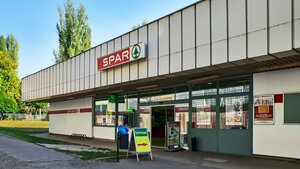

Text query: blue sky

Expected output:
[0,0,199,78]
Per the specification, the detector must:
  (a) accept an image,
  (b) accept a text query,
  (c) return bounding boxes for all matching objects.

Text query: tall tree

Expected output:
[0,51,19,113]
[54,0,92,63]
[132,20,148,30]
[0,34,19,67]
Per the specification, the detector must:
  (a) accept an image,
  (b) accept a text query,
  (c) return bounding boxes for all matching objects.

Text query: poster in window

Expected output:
[254,95,274,125]
[225,111,243,125]
[198,108,211,125]
[167,122,180,146]
[225,102,243,126]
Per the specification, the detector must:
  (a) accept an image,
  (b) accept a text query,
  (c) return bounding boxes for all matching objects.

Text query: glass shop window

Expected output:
[219,96,249,129]
[175,86,189,100]
[139,88,175,103]
[192,82,217,97]
[94,99,126,126]
[192,98,217,129]
[219,79,250,94]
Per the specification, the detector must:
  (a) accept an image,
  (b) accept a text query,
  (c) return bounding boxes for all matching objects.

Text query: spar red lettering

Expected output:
[98,48,130,70]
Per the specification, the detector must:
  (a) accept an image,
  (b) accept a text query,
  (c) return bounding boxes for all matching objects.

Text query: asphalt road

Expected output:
[0,135,217,169]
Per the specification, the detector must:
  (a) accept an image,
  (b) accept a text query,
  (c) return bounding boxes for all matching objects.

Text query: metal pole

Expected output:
[115,95,119,162]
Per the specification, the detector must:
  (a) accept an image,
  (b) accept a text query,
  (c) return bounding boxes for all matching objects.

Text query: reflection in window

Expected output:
[176,86,189,100]
[219,80,249,94]
[219,96,249,129]
[139,106,151,132]
[174,104,189,149]
[192,83,217,97]
[94,99,125,126]
[127,97,138,110]
[192,98,216,129]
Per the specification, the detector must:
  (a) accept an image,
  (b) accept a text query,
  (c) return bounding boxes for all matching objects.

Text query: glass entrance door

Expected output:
[151,106,174,147]
[190,78,252,156]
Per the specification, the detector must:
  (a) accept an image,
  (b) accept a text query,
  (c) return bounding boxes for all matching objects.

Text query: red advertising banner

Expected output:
[97,42,145,71]
[175,107,189,112]
[97,47,130,70]
[254,95,274,124]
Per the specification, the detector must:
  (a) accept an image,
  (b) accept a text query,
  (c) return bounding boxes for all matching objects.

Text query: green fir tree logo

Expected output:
[131,44,141,59]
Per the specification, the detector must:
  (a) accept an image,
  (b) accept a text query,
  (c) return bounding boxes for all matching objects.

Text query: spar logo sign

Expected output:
[131,44,141,59]
[97,42,146,71]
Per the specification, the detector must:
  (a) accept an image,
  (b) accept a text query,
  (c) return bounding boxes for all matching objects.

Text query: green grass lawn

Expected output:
[0,120,125,160]
[0,127,69,144]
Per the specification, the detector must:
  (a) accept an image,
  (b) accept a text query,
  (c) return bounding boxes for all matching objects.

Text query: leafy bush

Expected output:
[0,91,18,113]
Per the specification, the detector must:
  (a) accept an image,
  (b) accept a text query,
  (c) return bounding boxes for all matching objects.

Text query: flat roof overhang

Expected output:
[25,53,300,103]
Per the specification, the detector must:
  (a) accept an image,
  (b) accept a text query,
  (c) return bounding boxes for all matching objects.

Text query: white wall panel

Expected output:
[53,66,56,95]
[79,53,85,90]
[212,40,227,64]
[196,1,211,68]
[211,0,227,42]
[101,44,108,86]
[36,73,39,98]
[89,48,95,89]
[30,75,33,98]
[93,127,115,140]
[183,6,195,70]
[159,17,169,75]
[269,0,292,55]
[270,23,292,54]
[37,73,39,98]
[60,63,63,94]
[42,71,45,98]
[248,0,267,32]
[36,73,40,98]
[75,56,80,91]
[130,30,138,81]
[107,41,114,85]
[270,0,291,27]
[71,58,75,92]
[228,0,246,37]
[138,26,148,79]
[295,0,300,50]
[49,67,53,96]
[45,69,48,97]
[248,0,268,58]
[114,37,122,83]
[228,0,246,62]
[148,22,158,77]
[107,70,114,85]
[229,36,246,62]
[66,60,70,93]
[211,0,227,65]
[52,66,56,96]
[95,46,101,87]
[63,61,67,94]
[122,34,130,82]
[56,64,60,95]
[170,11,182,73]
[84,51,89,90]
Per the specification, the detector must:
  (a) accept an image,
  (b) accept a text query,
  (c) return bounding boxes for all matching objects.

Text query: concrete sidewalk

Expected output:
[0,135,74,162]
[34,133,300,169]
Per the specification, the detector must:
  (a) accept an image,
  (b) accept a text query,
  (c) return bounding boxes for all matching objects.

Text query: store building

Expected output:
[22,0,300,159]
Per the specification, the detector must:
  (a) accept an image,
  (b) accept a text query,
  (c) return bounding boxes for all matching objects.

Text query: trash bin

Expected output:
[118,125,129,149]
[191,137,197,152]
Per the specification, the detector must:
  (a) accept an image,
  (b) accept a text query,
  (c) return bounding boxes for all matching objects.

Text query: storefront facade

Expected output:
[22,0,300,159]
